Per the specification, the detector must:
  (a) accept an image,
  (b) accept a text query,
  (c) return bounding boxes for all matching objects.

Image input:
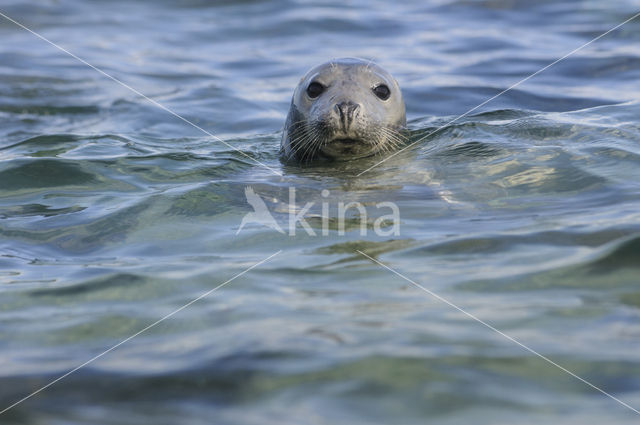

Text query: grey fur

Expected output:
[281,58,407,163]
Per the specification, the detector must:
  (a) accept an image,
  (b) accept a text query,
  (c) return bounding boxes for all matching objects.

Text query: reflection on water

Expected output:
[1,0,640,424]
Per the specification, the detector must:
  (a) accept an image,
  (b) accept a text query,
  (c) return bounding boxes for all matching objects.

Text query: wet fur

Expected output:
[281,58,407,163]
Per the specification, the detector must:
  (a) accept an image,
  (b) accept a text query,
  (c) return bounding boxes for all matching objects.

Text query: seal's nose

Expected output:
[335,101,360,131]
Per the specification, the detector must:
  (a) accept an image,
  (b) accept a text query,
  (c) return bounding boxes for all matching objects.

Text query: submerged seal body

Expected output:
[281,58,406,163]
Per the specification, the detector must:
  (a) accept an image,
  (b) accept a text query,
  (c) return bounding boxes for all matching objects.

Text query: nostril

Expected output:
[336,101,360,130]
[336,101,359,117]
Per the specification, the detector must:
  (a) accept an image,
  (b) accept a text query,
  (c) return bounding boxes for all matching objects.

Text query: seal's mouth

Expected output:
[331,138,363,145]
[320,136,375,160]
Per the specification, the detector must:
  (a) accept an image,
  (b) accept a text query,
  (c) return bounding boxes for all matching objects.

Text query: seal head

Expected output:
[281,58,406,163]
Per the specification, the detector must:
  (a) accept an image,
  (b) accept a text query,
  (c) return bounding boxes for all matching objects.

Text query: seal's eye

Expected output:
[306,82,325,99]
[373,84,391,100]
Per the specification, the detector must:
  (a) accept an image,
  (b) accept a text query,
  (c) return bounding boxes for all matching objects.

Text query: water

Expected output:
[1,0,640,423]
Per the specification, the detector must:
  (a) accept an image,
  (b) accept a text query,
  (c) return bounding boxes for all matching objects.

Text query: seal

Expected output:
[281,58,407,163]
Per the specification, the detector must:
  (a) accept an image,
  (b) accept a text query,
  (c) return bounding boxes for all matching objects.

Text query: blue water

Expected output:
[1,1,640,424]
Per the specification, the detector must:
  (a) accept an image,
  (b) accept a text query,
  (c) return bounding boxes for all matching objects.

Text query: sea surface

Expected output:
[1,1,640,424]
